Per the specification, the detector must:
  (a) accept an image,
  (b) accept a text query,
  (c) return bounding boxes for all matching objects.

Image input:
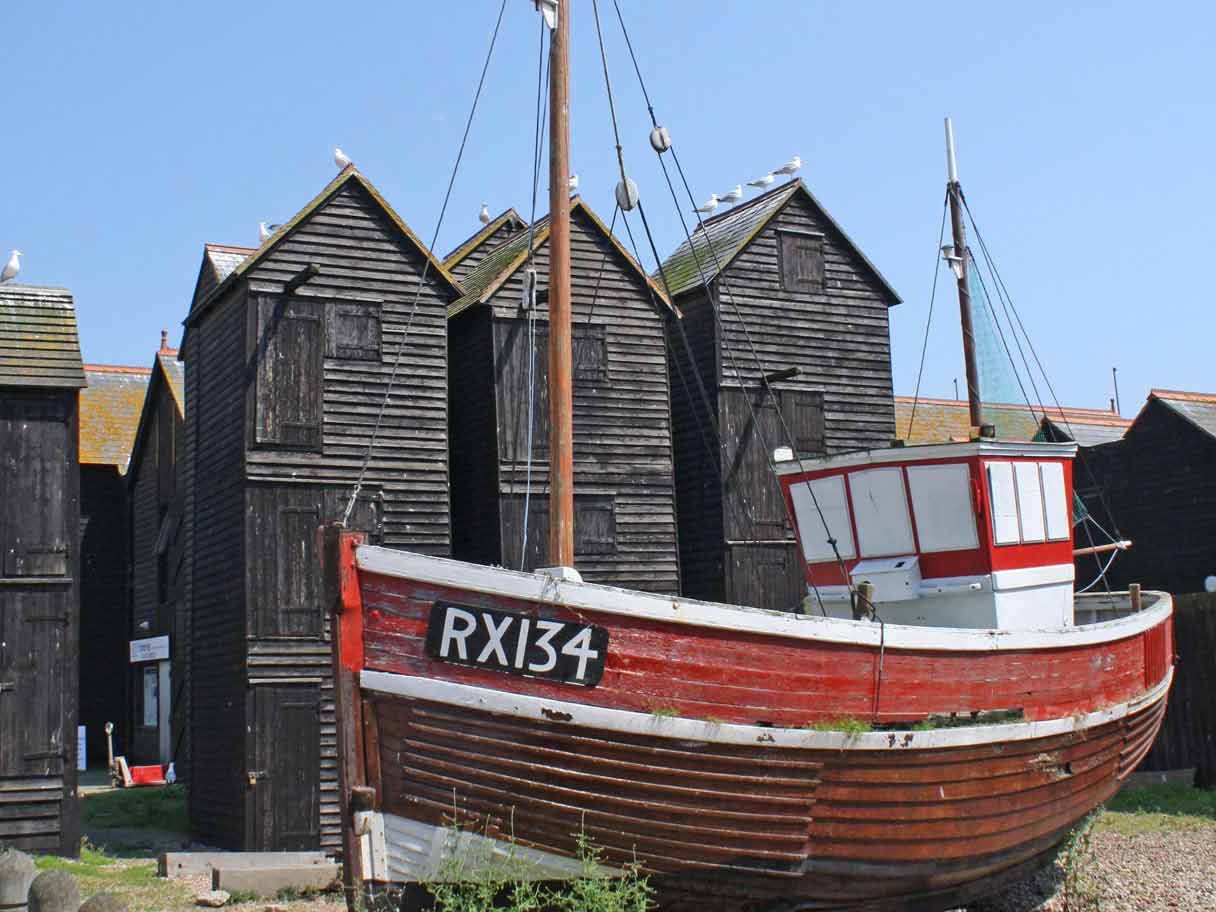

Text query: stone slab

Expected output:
[211,865,340,897]
[159,852,329,879]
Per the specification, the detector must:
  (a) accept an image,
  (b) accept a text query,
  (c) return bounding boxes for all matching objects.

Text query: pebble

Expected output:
[196,890,230,908]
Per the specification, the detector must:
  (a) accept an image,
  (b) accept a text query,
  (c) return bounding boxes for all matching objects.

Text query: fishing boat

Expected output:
[324,5,1172,910]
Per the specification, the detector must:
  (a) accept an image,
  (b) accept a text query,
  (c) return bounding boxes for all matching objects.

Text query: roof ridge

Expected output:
[204,242,257,253]
[695,178,801,230]
[84,363,152,374]
[1150,388,1216,403]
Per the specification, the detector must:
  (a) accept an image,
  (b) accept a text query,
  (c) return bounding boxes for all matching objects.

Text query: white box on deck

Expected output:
[849,556,921,603]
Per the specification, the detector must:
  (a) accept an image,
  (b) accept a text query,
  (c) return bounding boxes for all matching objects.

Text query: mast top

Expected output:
[944,117,959,185]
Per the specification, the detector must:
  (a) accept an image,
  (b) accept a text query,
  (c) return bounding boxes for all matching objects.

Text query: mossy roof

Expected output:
[656,178,900,304]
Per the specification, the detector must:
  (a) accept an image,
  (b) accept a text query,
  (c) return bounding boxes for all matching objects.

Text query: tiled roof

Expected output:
[443,208,526,269]
[1149,389,1216,440]
[448,199,673,318]
[655,179,900,303]
[895,396,1129,445]
[0,285,86,389]
[206,244,254,285]
[1040,415,1130,446]
[80,364,152,468]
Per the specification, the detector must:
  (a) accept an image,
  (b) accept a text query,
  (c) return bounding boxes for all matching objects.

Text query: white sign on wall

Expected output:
[77,725,86,771]
[129,635,170,663]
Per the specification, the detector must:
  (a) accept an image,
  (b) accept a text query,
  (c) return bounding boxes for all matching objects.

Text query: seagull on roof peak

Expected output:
[568,173,579,192]
[334,147,353,170]
[478,203,491,225]
[748,173,775,189]
[719,185,743,205]
[694,193,720,215]
[774,155,802,177]
[1,250,21,284]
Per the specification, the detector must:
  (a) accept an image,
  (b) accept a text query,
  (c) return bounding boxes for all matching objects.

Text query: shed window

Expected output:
[572,324,608,383]
[848,468,915,557]
[254,297,323,450]
[778,231,825,293]
[907,463,978,552]
[791,475,855,562]
[326,302,381,361]
[575,496,617,555]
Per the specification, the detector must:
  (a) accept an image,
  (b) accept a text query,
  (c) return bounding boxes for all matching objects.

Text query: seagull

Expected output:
[478,203,491,225]
[719,184,743,205]
[334,147,353,170]
[748,173,775,189]
[774,155,803,177]
[568,173,579,192]
[0,250,21,284]
[694,193,720,215]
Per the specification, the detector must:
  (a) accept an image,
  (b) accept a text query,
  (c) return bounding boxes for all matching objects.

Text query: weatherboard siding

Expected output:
[448,219,525,281]
[449,208,679,594]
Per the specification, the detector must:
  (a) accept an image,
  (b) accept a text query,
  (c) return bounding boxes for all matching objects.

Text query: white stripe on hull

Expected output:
[360,666,1173,752]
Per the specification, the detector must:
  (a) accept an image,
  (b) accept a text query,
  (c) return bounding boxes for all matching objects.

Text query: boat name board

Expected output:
[424,601,608,687]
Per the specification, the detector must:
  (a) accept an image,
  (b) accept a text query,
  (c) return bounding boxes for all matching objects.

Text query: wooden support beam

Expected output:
[764,367,800,384]
[284,263,321,296]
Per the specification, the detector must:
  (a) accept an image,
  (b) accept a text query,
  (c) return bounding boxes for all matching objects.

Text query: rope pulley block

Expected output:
[614,177,640,212]
[521,266,539,311]
[649,125,672,153]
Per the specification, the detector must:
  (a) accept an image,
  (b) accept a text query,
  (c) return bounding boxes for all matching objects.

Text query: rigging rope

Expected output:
[906,193,950,439]
[612,0,855,600]
[343,0,510,526]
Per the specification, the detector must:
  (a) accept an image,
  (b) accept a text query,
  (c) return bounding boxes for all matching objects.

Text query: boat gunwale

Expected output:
[359,665,1173,752]
[354,545,1171,653]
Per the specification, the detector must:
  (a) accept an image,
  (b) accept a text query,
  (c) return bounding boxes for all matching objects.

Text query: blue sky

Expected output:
[3,1,1212,415]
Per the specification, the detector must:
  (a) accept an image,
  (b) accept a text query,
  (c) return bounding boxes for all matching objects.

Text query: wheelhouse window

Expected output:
[848,468,915,557]
[906,463,978,552]
[985,460,1071,546]
[790,475,855,562]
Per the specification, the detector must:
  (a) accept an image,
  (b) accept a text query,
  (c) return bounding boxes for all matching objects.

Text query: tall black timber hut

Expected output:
[179,167,462,850]
[447,198,681,592]
[444,208,526,280]
[77,362,150,769]
[124,337,185,768]
[657,179,901,611]
[0,284,85,854]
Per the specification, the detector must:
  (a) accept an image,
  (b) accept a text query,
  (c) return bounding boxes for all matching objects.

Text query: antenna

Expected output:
[945,117,959,184]
[1112,366,1122,415]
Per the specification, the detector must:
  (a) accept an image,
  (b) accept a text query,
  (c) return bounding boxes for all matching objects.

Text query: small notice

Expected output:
[77,725,86,771]
[129,635,170,663]
[424,601,608,687]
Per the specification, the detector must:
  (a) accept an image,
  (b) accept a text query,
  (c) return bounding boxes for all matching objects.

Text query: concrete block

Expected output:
[159,852,329,879]
[211,864,340,897]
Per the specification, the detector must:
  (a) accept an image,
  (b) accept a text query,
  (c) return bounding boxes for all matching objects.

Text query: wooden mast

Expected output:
[945,118,984,430]
[547,0,574,566]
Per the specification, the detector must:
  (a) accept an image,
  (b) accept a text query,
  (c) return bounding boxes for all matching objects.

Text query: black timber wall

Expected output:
[669,193,896,608]
[1075,402,1216,596]
[0,389,81,855]
[79,464,128,769]
[448,220,524,281]
[186,286,249,848]
[449,309,501,567]
[466,209,679,593]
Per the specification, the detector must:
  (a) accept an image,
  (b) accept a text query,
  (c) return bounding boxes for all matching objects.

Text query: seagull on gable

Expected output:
[694,193,720,215]
[258,222,283,243]
[774,155,803,177]
[0,250,21,284]
[479,203,491,225]
[719,184,743,206]
[748,173,775,189]
[334,147,353,170]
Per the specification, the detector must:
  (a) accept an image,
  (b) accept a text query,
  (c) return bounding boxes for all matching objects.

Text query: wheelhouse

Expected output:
[775,440,1078,629]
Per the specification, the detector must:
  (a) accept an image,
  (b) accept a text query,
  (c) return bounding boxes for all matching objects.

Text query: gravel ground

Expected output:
[969,816,1216,912]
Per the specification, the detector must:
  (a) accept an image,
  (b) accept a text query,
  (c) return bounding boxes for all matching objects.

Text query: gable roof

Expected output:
[186,167,464,329]
[126,349,187,483]
[0,285,86,389]
[1144,389,1216,441]
[443,208,527,271]
[895,395,1128,444]
[448,198,675,318]
[80,364,151,468]
[656,179,901,304]
[1038,414,1130,447]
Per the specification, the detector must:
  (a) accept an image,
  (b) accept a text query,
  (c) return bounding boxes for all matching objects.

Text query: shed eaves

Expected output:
[80,364,152,467]
[656,179,901,304]
[0,285,86,389]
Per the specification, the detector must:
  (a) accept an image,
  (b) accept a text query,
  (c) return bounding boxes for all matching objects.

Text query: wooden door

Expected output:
[0,591,69,777]
[251,685,320,850]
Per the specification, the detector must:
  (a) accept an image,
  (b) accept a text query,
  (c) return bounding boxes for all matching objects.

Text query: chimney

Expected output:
[160,329,169,353]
